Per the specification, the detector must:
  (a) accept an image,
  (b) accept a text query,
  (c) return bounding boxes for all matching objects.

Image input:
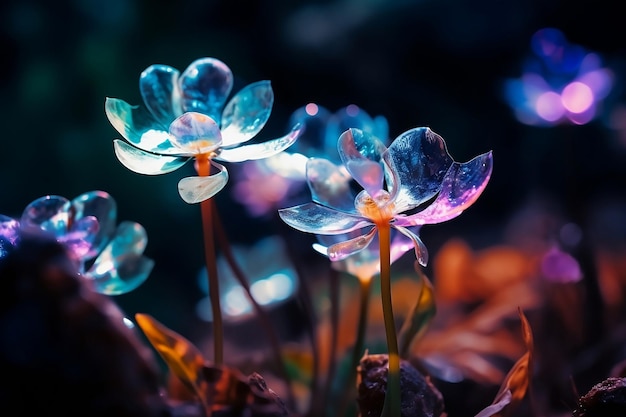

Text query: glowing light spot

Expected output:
[305,103,319,116]
[122,317,135,329]
[224,287,252,316]
[346,104,360,117]
[561,82,594,113]
[535,91,564,122]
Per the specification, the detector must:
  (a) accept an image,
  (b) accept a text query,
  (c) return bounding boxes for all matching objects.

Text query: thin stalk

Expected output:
[212,204,296,410]
[378,222,400,417]
[322,267,341,412]
[196,155,223,365]
[336,274,373,417]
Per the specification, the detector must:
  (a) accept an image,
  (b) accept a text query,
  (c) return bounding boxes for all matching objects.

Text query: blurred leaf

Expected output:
[398,264,437,358]
[474,308,534,417]
[135,313,210,411]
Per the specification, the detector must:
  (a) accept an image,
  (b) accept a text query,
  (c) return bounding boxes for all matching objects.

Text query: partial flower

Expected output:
[279,127,493,266]
[232,103,388,217]
[0,191,152,295]
[105,57,302,204]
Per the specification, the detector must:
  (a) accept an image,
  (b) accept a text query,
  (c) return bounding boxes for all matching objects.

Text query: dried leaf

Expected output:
[398,264,437,358]
[475,308,534,417]
[135,313,211,411]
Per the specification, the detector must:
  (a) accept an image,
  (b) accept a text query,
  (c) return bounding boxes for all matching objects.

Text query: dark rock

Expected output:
[573,377,626,417]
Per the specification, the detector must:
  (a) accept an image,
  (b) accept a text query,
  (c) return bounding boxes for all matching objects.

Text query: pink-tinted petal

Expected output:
[59,215,99,260]
[278,203,371,235]
[179,57,233,122]
[71,191,117,259]
[169,112,222,154]
[327,227,377,261]
[178,162,229,204]
[384,127,454,212]
[338,128,387,196]
[140,64,183,126]
[393,225,429,266]
[216,124,301,162]
[306,158,356,212]
[394,151,493,226]
[105,98,181,155]
[114,139,190,175]
[220,80,273,147]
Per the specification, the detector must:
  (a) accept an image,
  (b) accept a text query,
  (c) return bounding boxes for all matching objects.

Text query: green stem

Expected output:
[378,223,400,417]
[197,155,223,365]
[212,205,296,410]
[336,274,373,417]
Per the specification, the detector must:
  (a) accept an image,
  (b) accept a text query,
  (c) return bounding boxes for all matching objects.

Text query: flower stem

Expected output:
[378,223,400,417]
[196,155,224,365]
[336,274,373,417]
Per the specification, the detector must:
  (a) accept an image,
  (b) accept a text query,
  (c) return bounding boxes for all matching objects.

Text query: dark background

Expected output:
[1,0,625,339]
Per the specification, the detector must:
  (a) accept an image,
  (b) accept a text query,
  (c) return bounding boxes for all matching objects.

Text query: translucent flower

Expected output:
[105,57,302,203]
[279,127,493,266]
[0,191,153,295]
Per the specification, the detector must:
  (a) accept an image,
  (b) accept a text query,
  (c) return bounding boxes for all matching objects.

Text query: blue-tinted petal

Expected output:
[326,105,388,147]
[140,64,183,126]
[288,103,333,157]
[179,57,233,121]
[21,195,71,236]
[393,225,429,266]
[279,203,370,234]
[221,80,274,147]
[384,127,454,212]
[105,98,181,155]
[59,215,99,260]
[327,227,377,261]
[71,191,117,259]
[169,112,222,154]
[85,221,153,295]
[216,123,301,162]
[178,162,229,203]
[338,128,386,195]
[306,158,355,212]
[394,151,493,226]
[114,139,190,175]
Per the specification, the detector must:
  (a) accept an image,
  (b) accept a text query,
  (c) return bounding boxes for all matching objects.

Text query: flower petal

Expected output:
[114,139,190,175]
[338,128,386,196]
[140,64,183,126]
[179,57,233,122]
[85,221,153,295]
[70,191,117,259]
[306,158,356,212]
[394,151,493,226]
[384,127,454,212]
[221,80,274,147]
[105,97,181,155]
[327,227,377,261]
[0,215,20,246]
[216,123,302,162]
[278,203,370,234]
[393,225,429,266]
[178,162,229,204]
[21,195,71,236]
[169,112,222,154]
[59,215,99,260]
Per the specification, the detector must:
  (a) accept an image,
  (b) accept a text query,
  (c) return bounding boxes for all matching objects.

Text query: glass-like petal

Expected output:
[114,139,190,175]
[21,195,71,236]
[393,225,429,266]
[327,227,377,261]
[169,112,222,154]
[384,127,454,212]
[306,158,355,212]
[85,221,152,295]
[179,57,233,122]
[326,105,388,147]
[216,124,302,162]
[71,191,117,259]
[220,80,274,147]
[288,103,333,158]
[178,163,229,204]
[338,129,386,195]
[140,64,183,126]
[0,215,20,257]
[105,98,181,155]
[278,203,371,234]
[394,151,493,226]
[59,215,99,260]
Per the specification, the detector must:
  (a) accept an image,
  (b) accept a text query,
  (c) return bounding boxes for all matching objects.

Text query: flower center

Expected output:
[355,189,395,224]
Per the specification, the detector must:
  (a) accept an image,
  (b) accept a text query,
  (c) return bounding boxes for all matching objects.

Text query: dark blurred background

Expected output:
[1,0,625,340]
